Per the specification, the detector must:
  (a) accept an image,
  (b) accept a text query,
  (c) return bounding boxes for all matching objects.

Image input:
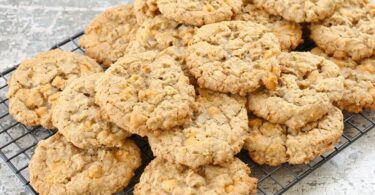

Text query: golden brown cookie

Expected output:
[7,49,102,129]
[80,4,139,67]
[156,0,243,26]
[134,157,258,195]
[245,107,344,166]
[311,48,375,112]
[235,3,303,50]
[248,52,344,132]
[29,133,141,195]
[52,74,131,149]
[95,51,195,136]
[187,21,281,96]
[148,89,248,168]
[310,1,375,61]
[253,0,344,23]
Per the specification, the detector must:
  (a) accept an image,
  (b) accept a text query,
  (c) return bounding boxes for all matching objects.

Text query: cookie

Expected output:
[235,3,303,50]
[245,106,344,166]
[95,51,195,136]
[29,133,141,195]
[248,52,344,132]
[126,16,195,54]
[7,49,103,129]
[148,89,248,168]
[126,16,196,83]
[134,157,258,195]
[311,48,375,112]
[134,0,160,25]
[156,0,243,26]
[80,4,139,67]
[187,21,281,96]
[310,1,375,61]
[252,0,344,23]
[52,74,131,149]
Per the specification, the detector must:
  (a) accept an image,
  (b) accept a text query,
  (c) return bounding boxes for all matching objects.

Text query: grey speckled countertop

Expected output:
[1,1,375,195]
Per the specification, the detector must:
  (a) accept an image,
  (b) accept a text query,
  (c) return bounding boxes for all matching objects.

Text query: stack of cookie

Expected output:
[7,0,374,194]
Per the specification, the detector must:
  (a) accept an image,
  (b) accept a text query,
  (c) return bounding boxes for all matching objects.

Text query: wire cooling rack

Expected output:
[0,31,374,195]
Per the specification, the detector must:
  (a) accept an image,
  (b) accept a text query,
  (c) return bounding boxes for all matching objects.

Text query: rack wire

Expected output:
[0,31,374,195]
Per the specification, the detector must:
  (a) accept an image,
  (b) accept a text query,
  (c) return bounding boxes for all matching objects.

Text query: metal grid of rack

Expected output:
[0,32,374,195]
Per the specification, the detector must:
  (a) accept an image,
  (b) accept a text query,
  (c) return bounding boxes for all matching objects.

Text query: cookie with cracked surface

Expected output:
[134,0,160,25]
[310,1,375,61]
[134,157,258,195]
[187,21,281,96]
[248,52,344,132]
[245,107,343,166]
[311,48,375,112]
[52,74,131,149]
[80,4,139,67]
[148,89,248,168]
[235,3,303,50]
[29,133,141,195]
[156,0,242,26]
[252,0,344,23]
[95,51,195,136]
[7,49,102,129]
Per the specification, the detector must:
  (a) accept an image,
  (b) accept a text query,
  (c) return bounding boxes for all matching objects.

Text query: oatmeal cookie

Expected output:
[134,0,160,24]
[127,16,195,53]
[187,21,281,96]
[253,0,344,23]
[311,48,375,112]
[310,1,375,61]
[134,157,257,195]
[235,3,303,50]
[7,49,102,129]
[52,74,131,149]
[148,89,248,168]
[80,4,139,67]
[126,16,196,83]
[29,133,141,195]
[156,0,243,26]
[245,107,344,166]
[95,51,195,136]
[248,52,344,132]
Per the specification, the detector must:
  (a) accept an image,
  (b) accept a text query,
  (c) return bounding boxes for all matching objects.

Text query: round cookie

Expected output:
[52,74,131,149]
[148,89,248,168]
[7,49,103,129]
[252,0,344,23]
[248,52,344,132]
[187,21,282,96]
[235,3,303,51]
[134,0,160,25]
[311,48,375,113]
[310,1,375,61]
[156,0,243,26]
[29,133,141,195]
[95,51,195,136]
[79,4,139,67]
[245,106,344,166]
[134,157,258,195]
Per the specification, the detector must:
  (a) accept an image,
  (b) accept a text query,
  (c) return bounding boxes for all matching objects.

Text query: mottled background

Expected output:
[0,0,375,194]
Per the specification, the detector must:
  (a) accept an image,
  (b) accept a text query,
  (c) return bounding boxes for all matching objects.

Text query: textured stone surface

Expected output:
[0,0,375,195]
